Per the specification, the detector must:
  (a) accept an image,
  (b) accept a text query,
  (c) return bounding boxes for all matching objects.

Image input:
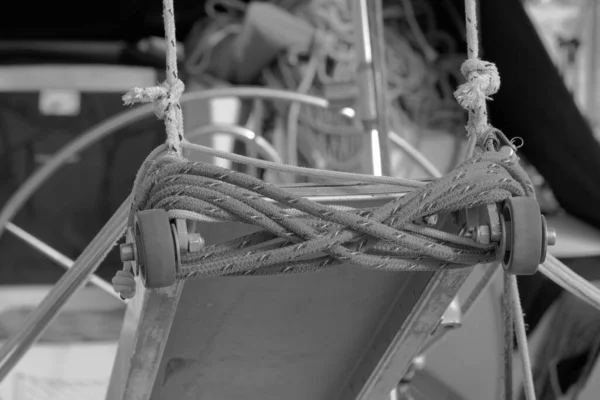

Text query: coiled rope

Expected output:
[134,150,530,279]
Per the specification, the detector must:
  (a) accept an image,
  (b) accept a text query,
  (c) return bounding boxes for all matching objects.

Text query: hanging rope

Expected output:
[122,0,186,157]
[452,1,534,399]
[454,0,501,158]
[113,0,187,298]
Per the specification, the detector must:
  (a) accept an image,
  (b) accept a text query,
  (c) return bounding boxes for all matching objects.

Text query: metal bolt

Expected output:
[120,243,136,262]
[546,227,557,246]
[473,225,491,245]
[187,234,205,253]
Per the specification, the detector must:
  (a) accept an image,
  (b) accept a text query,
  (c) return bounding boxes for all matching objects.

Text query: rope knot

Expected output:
[153,80,185,119]
[454,59,500,111]
[123,79,186,156]
[123,79,185,119]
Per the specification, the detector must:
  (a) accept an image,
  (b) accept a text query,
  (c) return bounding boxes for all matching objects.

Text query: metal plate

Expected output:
[107,184,472,400]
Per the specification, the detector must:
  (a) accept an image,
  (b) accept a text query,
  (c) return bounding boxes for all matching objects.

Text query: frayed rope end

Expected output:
[123,85,168,106]
[454,59,500,112]
[122,79,186,155]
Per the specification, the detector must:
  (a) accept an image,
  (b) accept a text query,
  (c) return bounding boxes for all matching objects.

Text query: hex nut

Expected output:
[187,233,205,253]
[120,243,136,262]
[474,225,491,245]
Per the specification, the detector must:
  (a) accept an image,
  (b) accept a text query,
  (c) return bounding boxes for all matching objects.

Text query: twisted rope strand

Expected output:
[122,0,186,156]
[454,0,501,157]
[454,1,534,399]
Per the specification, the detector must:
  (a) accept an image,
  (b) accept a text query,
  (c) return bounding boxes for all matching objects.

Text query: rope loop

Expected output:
[479,127,518,152]
[123,79,186,156]
[454,59,500,111]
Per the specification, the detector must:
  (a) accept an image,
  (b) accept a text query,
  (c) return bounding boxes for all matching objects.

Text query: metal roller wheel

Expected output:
[499,197,544,275]
[134,209,178,288]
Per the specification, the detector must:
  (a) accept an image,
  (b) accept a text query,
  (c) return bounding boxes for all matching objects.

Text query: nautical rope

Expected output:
[503,272,514,400]
[510,274,536,400]
[122,0,186,157]
[451,0,534,398]
[454,0,501,158]
[132,151,528,278]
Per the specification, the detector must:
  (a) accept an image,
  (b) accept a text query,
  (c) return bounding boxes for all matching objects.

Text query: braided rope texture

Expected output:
[128,150,534,280]
[122,0,186,157]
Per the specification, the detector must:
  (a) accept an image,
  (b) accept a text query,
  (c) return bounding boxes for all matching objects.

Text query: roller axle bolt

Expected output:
[118,219,205,265]
[188,233,205,253]
[546,227,557,246]
[473,225,491,245]
[499,197,558,275]
[120,243,136,262]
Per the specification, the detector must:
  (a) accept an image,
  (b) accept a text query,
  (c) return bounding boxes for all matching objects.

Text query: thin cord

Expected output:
[287,55,319,168]
[457,1,534,399]
[510,275,536,400]
[122,0,186,156]
[388,131,441,178]
[186,123,284,165]
[181,141,425,188]
[455,0,500,158]
[503,272,514,400]
[163,0,179,86]
[464,0,479,60]
[540,255,600,311]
